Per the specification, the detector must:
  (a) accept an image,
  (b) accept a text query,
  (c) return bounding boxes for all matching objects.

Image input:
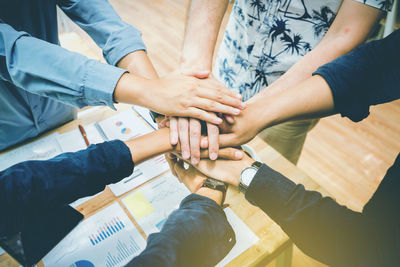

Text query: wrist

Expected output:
[247,96,278,131]
[114,73,146,105]
[195,187,223,206]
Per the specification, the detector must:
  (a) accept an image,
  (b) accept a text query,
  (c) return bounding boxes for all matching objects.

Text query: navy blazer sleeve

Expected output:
[0,140,133,236]
[129,194,236,267]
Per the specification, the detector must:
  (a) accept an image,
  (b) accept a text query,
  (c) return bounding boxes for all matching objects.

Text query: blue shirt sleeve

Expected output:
[57,0,146,66]
[313,29,400,122]
[0,22,126,109]
[0,140,133,237]
[129,194,236,267]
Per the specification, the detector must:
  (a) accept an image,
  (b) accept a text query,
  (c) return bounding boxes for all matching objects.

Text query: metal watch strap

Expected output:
[239,161,262,194]
[201,178,228,205]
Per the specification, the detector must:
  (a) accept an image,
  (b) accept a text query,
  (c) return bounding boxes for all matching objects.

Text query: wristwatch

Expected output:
[239,161,262,194]
[201,177,228,205]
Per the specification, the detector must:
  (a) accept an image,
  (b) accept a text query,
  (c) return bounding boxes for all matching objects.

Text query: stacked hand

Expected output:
[172,150,255,194]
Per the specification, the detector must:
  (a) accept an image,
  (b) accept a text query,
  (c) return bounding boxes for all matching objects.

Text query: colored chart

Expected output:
[43,203,146,267]
[89,217,125,246]
[69,260,95,267]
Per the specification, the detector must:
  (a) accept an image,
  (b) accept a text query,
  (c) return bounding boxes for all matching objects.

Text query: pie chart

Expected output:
[69,260,95,267]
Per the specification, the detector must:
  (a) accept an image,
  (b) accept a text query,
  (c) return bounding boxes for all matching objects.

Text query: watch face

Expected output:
[241,167,258,186]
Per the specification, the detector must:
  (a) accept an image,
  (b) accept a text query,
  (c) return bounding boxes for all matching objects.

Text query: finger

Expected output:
[181,70,210,79]
[173,160,185,183]
[199,80,243,100]
[173,161,197,192]
[186,108,223,125]
[191,98,242,116]
[199,147,243,160]
[224,115,235,124]
[200,136,208,149]
[169,117,178,145]
[219,133,240,147]
[196,89,246,111]
[189,119,201,165]
[166,153,178,177]
[178,117,190,159]
[206,123,219,160]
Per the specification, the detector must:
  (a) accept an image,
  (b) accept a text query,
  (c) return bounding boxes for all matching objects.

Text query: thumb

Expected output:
[182,70,211,79]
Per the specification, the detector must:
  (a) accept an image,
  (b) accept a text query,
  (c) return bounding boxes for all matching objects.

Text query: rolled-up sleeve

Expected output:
[57,0,146,66]
[0,22,126,109]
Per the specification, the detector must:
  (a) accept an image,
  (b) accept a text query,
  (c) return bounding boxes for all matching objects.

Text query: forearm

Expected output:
[117,50,158,79]
[248,75,335,133]
[181,0,228,70]
[245,164,366,266]
[124,127,172,165]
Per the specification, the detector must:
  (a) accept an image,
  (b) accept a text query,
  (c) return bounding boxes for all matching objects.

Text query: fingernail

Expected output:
[171,137,177,144]
[215,118,223,124]
[233,108,240,115]
[240,102,246,109]
[182,151,190,159]
[210,152,217,160]
[191,158,199,165]
[235,93,242,99]
[235,151,243,159]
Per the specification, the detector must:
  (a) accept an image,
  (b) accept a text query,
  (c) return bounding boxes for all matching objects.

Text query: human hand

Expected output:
[200,101,265,148]
[167,73,226,163]
[131,72,244,124]
[173,160,223,205]
[168,117,220,164]
[179,152,255,187]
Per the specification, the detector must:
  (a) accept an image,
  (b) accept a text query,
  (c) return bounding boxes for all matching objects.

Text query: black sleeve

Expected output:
[245,164,384,267]
[0,140,133,236]
[313,29,400,122]
[128,194,235,267]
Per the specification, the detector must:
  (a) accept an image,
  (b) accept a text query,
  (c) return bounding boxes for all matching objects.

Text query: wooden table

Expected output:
[0,104,331,267]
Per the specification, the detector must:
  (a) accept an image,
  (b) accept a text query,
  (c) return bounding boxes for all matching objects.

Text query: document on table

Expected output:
[132,105,158,130]
[98,110,169,196]
[0,133,62,171]
[56,123,104,153]
[122,172,259,266]
[217,208,259,266]
[42,202,146,267]
[122,173,190,236]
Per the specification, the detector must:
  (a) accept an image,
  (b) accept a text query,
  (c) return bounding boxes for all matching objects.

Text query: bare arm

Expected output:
[181,0,229,72]
[173,0,231,164]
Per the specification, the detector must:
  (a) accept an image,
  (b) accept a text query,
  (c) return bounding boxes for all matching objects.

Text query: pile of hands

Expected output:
[152,70,263,196]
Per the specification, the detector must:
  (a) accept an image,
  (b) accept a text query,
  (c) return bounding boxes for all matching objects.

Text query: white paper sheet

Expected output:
[98,110,152,142]
[122,173,190,236]
[132,106,158,130]
[56,123,104,153]
[217,208,259,266]
[0,133,62,171]
[0,246,5,256]
[98,110,169,196]
[109,154,170,196]
[43,202,146,267]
